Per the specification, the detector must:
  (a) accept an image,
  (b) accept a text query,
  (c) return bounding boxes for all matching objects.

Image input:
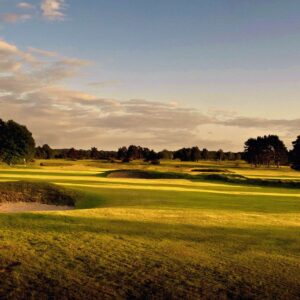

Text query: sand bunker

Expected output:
[0,181,77,212]
[0,202,74,213]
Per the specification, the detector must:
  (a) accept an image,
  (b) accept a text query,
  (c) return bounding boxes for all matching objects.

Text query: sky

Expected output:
[1,0,300,151]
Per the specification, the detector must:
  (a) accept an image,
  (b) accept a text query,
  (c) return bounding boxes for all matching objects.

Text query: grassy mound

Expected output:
[0,161,299,298]
[0,181,77,206]
[106,169,300,189]
[106,169,189,179]
[191,168,230,173]
[200,173,300,189]
[40,162,73,167]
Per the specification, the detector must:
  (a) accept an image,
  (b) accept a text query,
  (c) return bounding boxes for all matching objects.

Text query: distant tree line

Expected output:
[173,147,242,162]
[36,144,160,163]
[117,145,159,163]
[35,145,117,161]
[2,119,300,170]
[35,144,242,163]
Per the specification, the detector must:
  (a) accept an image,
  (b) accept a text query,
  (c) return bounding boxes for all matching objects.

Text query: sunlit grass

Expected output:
[0,159,299,298]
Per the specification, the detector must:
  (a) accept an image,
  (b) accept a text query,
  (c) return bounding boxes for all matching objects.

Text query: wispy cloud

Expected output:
[220,117,300,132]
[1,13,31,23]
[1,1,67,24]
[0,38,297,150]
[28,47,58,58]
[41,0,65,21]
[17,2,35,10]
[88,80,121,88]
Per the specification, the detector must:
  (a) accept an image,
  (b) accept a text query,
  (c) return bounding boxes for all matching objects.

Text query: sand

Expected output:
[0,202,74,213]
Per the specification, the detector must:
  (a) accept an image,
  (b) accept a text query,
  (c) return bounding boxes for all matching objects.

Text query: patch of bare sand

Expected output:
[0,202,74,213]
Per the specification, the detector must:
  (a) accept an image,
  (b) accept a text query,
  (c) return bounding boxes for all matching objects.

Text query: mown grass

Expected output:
[0,181,77,206]
[0,159,299,299]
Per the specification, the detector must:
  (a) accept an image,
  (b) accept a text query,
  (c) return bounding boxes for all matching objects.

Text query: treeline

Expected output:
[2,118,300,170]
[35,144,242,163]
[35,145,117,161]
[36,145,161,162]
[173,147,242,161]
[32,135,300,170]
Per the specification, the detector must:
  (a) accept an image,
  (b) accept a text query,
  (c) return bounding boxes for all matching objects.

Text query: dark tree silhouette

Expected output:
[216,149,225,161]
[90,147,99,159]
[117,147,127,160]
[42,144,53,159]
[174,148,192,161]
[291,136,300,170]
[191,147,201,161]
[158,149,173,160]
[267,135,288,167]
[202,148,209,160]
[67,148,78,160]
[127,145,140,160]
[35,144,53,159]
[244,135,288,167]
[0,119,35,165]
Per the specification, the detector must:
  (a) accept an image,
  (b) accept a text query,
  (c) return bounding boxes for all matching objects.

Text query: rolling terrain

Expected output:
[0,160,299,299]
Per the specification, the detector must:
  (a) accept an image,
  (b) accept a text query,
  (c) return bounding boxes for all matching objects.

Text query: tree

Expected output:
[202,148,209,160]
[0,119,35,165]
[147,150,159,161]
[244,135,287,167]
[267,135,288,167]
[234,153,242,161]
[216,149,225,161]
[291,136,300,170]
[127,145,143,160]
[244,138,260,166]
[141,147,151,160]
[191,146,201,161]
[90,147,99,159]
[173,148,192,161]
[117,146,127,160]
[42,144,53,159]
[35,146,44,159]
[158,149,173,160]
[67,148,78,160]
[227,152,235,161]
[35,144,53,159]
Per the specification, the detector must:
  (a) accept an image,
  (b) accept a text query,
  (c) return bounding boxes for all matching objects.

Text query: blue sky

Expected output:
[1,0,300,150]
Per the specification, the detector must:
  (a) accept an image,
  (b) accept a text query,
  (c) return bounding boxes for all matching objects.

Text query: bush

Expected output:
[122,157,131,163]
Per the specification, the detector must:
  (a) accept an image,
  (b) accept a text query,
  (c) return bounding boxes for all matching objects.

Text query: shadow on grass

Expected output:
[1,213,299,254]
[101,169,300,189]
[1,212,299,299]
[70,186,300,214]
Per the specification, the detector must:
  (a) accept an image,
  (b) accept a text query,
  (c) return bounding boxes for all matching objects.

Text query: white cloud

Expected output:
[41,0,65,21]
[17,2,35,10]
[1,1,66,24]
